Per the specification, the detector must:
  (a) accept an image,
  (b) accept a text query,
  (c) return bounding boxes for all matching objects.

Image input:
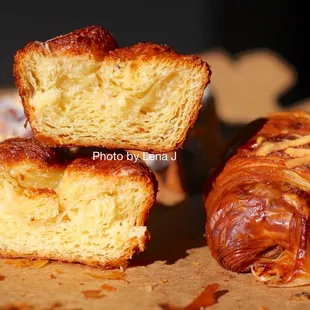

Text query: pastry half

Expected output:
[0,138,157,268]
[14,25,211,153]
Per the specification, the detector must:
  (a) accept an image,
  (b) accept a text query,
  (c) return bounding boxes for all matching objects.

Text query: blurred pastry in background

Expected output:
[199,49,296,124]
[0,89,31,141]
[199,49,310,126]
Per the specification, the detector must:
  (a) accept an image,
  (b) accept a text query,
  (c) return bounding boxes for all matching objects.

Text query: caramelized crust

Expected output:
[110,42,174,60]
[108,42,205,65]
[0,138,60,166]
[46,25,118,57]
[15,25,117,60]
[204,111,310,285]
[69,156,157,180]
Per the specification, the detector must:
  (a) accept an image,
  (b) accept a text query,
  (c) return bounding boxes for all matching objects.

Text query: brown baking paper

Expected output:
[0,198,309,310]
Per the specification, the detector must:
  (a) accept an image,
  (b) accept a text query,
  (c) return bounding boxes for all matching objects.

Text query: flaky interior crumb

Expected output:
[22,54,206,149]
[0,162,151,265]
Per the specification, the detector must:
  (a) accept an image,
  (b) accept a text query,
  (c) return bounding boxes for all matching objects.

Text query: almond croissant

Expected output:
[205,111,310,285]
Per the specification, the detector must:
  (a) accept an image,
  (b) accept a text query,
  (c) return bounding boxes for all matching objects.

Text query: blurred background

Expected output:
[0,0,309,201]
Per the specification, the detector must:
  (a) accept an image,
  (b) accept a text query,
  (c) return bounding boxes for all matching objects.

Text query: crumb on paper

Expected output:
[161,279,169,284]
[100,284,117,292]
[82,290,105,299]
[55,269,64,274]
[290,292,310,301]
[145,285,152,293]
[80,282,84,285]
[0,302,62,310]
[192,262,202,267]
[159,283,221,310]
[58,282,63,286]
[4,259,49,269]
[145,284,158,292]
[0,303,37,310]
[50,274,57,279]
[48,303,62,310]
[85,270,125,280]
[0,275,5,281]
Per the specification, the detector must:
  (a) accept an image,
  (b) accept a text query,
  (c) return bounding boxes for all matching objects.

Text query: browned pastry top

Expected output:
[14,25,205,65]
[109,42,205,66]
[0,138,59,166]
[15,25,118,61]
[0,138,157,184]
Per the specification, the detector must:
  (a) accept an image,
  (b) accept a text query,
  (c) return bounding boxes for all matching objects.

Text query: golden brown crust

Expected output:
[204,111,310,284]
[0,138,158,268]
[68,153,157,179]
[109,42,205,63]
[0,138,64,167]
[110,42,174,59]
[0,138,157,180]
[45,25,118,58]
[13,26,211,152]
[15,25,117,60]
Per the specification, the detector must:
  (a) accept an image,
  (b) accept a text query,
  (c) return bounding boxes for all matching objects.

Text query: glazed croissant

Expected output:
[205,111,310,285]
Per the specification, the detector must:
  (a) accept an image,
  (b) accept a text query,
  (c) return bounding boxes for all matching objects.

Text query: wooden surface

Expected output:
[0,197,309,310]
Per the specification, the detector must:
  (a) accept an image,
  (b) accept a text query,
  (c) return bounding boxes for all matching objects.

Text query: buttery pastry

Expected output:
[205,111,310,285]
[14,25,210,153]
[0,138,157,268]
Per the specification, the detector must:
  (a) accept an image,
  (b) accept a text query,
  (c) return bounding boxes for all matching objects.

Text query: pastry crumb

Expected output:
[100,284,117,292]
[82,290,105,299]
[290,292,310,301]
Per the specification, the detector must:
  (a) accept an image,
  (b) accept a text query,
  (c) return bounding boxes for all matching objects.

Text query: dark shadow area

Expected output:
[0,1,206,86]
[131,195,206,267]
[214,289,230,301]
[182,96,223,196]
[204,116,267,196]
[181,95,267,197]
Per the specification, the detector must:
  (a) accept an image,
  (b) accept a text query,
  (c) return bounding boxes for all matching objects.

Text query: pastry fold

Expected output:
[0,138,157,268]
[205,112,310,285]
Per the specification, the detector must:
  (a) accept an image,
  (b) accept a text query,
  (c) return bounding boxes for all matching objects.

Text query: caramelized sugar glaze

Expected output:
[205,112,310,284]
